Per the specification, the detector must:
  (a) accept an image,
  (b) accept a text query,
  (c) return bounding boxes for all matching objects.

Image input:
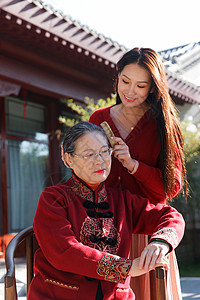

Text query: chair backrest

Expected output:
[4,226,39,300]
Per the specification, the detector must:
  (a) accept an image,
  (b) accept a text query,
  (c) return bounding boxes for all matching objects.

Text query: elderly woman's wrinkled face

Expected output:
[64,131,112,185]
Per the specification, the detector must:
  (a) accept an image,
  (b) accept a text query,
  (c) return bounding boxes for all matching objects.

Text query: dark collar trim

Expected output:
[69,172,107,203]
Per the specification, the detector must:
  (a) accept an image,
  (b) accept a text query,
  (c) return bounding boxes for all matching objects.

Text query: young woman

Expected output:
[89,47,187,299]
[28,122,184,300]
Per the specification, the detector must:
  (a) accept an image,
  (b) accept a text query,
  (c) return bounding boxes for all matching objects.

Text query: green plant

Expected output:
[179,262,200,277]
[181,119,200,163]
[59,95,116,127]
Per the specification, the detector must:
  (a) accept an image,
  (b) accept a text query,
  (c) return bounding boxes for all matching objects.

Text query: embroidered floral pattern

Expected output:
[80,217,120,254]
[97,254,132,284]
[150,227,179,249]
[70,173,107,203]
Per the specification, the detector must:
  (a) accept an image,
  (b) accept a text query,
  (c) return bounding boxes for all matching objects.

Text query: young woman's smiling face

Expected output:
[118,63,153,108]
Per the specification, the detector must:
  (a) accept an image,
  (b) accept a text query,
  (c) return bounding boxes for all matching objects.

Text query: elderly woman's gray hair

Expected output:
[62,122,108,154]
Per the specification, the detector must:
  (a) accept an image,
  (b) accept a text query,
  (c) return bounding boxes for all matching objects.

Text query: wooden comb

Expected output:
[100,121,116,147]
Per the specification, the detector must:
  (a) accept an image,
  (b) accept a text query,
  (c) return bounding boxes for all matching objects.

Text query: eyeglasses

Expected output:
[73,148,113,161]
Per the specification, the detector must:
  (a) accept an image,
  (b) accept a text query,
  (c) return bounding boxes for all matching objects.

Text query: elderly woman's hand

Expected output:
[139,241,170,271]
[110,137,137,172]
[128,241,169,277]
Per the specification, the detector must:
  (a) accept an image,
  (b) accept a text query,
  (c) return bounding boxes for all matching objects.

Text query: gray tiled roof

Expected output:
[159,42,200,87]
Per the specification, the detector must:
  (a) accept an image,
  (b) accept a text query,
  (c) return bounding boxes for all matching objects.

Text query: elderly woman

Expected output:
[28,122,184,300]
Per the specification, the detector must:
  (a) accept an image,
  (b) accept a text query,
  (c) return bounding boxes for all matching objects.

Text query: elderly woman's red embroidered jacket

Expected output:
[28,172,184,300]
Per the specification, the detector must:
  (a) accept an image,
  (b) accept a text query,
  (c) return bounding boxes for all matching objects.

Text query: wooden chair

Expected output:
[4,226,167,300]
[4,226,38,300]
